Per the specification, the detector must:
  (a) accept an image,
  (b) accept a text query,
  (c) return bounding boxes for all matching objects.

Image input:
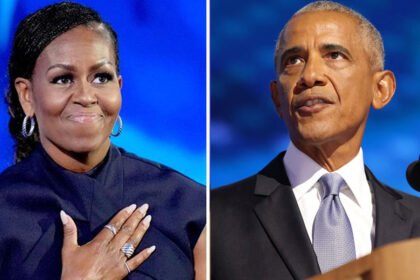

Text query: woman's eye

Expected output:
[51,75,73,84]
[93,73,113,84]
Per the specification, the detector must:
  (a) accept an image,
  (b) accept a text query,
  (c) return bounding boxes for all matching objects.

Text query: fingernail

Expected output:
[60,210,68,225]
[143,215,152,226]
[138,203,149,214]
[147,245,156,254]
[126,204,137,214]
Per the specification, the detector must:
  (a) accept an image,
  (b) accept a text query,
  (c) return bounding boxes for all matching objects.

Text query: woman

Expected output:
[0,2,206,279]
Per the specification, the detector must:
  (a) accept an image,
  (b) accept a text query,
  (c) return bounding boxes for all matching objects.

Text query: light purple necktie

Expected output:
[312,173,356,273]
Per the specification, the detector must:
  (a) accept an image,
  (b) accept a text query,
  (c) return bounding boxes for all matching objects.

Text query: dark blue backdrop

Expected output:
[0,0,206,184]
[211,0,420,194]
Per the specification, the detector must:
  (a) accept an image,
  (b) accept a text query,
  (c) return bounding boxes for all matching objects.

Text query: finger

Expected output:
[125,215,152,250]
[126,245,156,273]
[61,210,78,250]
[95,204,137,242]
[111,203,149,248]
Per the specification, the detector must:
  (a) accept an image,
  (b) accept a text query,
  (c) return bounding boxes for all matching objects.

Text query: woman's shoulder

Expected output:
[114,146,206,247]
[0,151,43,188]
[115,146,204,190]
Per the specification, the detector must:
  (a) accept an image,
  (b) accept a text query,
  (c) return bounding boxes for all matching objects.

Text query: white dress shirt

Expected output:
[284,142,374,258]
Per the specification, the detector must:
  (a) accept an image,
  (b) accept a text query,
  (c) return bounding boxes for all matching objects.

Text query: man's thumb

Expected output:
[60,210,78,249]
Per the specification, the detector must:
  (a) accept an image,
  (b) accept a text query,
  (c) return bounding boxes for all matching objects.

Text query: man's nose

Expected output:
[298,55,327,88]
[72,81,98,106]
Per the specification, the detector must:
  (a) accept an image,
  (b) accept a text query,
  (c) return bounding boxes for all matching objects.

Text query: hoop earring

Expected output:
[21,115,35,138]
[111,115,123,137]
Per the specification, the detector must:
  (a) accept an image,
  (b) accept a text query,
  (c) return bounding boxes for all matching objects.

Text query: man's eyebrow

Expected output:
[279,46,304,65]
[321,43,352,59]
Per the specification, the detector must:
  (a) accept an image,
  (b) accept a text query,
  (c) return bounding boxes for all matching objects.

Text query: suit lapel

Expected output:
[253,154,321,279]
[368,168,413,248]
[251,156,413,277]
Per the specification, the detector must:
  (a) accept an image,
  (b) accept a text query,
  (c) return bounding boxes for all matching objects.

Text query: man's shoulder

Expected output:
[212,176,257,199]
[211,175,268,215]
[366,167,420,205]
[211,152,288,207]
[390,186,420,208]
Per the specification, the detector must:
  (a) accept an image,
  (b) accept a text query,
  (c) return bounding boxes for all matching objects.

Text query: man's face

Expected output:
[272,11,376,152]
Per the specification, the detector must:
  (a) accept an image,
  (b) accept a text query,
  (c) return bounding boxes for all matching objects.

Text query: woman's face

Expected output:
[17,25,122,158]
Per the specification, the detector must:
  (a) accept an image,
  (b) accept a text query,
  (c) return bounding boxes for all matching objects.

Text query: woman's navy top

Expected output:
[0,145,206,279]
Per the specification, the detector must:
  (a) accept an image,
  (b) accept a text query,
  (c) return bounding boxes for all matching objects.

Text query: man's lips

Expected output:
[66,112,103,123]
[293,96,334,113]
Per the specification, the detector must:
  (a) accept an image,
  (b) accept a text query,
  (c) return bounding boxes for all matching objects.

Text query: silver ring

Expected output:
[121,242,135,258]
[104,224,117,235]
[124,261,131,273]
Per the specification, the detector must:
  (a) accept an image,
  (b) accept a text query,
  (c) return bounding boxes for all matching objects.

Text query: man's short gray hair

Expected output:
[274,1,384,73]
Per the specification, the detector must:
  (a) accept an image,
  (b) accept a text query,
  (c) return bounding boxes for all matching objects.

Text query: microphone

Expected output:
[407,156,420,191]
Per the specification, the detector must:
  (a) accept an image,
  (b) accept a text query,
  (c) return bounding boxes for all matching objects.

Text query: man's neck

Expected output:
[292,138,362,172]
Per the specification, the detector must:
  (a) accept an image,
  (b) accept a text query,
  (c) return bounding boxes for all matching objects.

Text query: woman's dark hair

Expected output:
[6,1,119,163]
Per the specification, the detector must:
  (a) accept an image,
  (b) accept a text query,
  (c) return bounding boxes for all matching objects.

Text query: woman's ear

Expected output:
[118,75,123,89]
[372,70,396,110]
[15,78,35,116]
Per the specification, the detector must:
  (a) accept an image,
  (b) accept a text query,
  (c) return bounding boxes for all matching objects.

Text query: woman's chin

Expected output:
[59,137,110,155]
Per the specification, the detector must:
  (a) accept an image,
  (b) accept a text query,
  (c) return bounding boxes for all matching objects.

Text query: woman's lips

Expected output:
[66,112,103,123]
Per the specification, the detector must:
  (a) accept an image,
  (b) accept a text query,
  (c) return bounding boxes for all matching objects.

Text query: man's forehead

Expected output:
[279,11,360,50]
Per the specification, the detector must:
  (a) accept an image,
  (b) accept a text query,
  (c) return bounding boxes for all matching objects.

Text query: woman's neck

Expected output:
[40,139,111,173]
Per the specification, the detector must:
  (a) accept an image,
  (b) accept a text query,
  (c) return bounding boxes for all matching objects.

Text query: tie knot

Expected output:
[319,173,346,198]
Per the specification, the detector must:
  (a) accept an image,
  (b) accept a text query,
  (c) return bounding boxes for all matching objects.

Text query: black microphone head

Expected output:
[407,160,420,191]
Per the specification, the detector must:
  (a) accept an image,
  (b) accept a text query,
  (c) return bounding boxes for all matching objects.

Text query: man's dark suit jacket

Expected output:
[211,152,420,280]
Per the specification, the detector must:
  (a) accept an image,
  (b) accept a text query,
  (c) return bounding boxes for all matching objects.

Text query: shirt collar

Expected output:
[284,142,369,207]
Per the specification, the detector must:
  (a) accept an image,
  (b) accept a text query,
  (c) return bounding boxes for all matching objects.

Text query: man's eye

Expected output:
[328,52,345,60]
[93,73,113,84]
[51,75,73,84]
[285,56,304,66]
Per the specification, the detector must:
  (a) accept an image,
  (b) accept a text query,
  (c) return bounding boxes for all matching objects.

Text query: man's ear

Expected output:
[15,78,35,116]
[372,70,396,110]
[270,80,283,118]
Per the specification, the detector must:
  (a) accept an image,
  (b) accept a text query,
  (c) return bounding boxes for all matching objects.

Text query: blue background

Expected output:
[211,0,420,194]
[0,0,206,184]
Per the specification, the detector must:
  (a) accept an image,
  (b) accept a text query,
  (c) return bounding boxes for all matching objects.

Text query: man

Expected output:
[211,1,420,279]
